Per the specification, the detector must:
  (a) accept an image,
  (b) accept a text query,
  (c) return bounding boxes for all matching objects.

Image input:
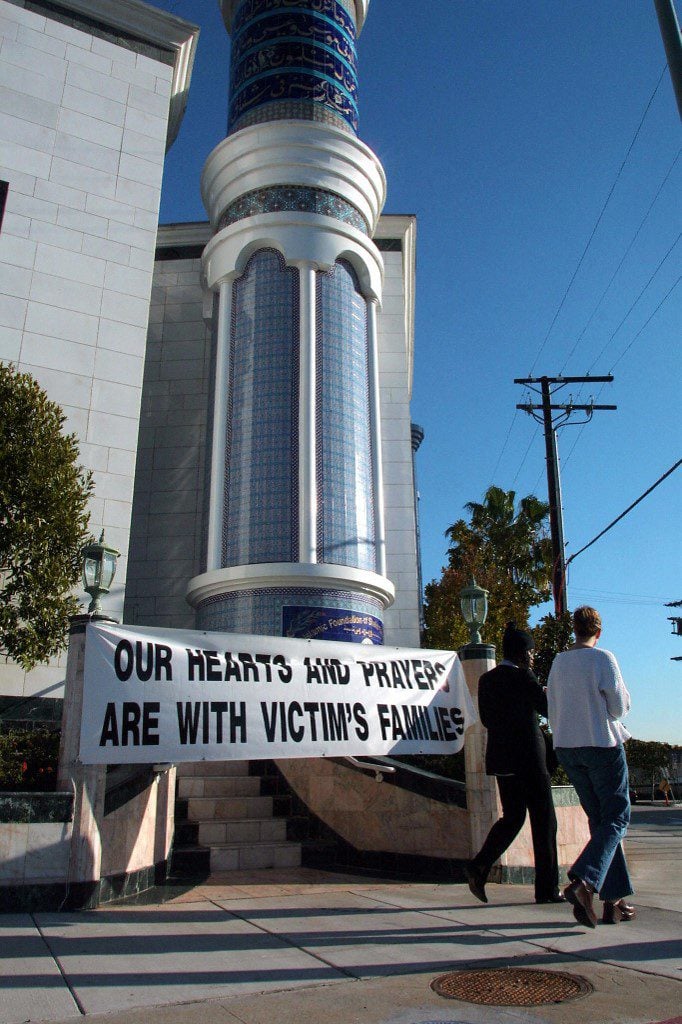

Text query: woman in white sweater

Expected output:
[547,606,634,928]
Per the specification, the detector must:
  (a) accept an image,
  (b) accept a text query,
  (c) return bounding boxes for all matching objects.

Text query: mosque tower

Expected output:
[186,0,394,642]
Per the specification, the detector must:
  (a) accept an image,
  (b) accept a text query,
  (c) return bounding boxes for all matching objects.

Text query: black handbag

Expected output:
[542,728,559,776]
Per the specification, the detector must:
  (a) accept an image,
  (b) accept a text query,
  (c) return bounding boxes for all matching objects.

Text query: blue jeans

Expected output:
[557,744,633,902]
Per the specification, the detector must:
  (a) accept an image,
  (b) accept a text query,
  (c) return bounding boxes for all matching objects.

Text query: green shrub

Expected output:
[0,728,60,791]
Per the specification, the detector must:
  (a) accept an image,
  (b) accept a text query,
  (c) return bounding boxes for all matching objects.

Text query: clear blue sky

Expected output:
[154,1,681,744]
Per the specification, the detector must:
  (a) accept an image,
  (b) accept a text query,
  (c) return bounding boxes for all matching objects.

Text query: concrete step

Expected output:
[198,817,287,846]
[173,759,303,876]
[169,844,211,879]
[177,775,261,799]
[186,794,274,821]
[176,760,251,777]
[210,841,302,872]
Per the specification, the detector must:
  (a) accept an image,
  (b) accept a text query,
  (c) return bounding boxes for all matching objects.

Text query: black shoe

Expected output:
[464,862,488,904]
[536,893,567,904]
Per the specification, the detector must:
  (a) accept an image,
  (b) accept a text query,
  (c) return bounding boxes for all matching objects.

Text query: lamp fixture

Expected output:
[459,579,489,645]
[81,530,120,615]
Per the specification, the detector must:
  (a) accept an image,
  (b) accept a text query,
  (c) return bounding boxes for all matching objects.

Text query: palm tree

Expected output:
[424,486,552,652]
[452,486,552,601]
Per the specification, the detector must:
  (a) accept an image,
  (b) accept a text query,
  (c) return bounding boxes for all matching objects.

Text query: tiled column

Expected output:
[187,0,393,642]
[367,297,386,578]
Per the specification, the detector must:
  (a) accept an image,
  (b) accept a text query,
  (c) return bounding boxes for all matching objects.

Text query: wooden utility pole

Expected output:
[654,0,682,119]
[514,375,616,617]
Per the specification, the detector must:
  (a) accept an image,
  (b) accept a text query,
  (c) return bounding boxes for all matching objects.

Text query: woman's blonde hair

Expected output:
[572,605,602,640]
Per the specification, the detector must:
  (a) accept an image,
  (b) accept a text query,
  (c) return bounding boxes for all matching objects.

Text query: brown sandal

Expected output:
[602,899,636,924]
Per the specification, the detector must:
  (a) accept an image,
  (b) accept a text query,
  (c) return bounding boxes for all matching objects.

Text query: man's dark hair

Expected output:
[502,621,534,663]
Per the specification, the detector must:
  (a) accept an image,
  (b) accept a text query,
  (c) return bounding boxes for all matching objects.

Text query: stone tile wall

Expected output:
[0,791,73,888]
[123,256,212,629]
[100,766,176,878]
[378,249,421,646]
[279,757,471,860]
[503,790,590,873]
[279,758,589,874]
[0,0,173,698]
[0,820,71,885]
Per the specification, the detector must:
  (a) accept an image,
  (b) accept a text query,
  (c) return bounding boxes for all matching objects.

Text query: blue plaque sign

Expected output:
[283,606,383,644]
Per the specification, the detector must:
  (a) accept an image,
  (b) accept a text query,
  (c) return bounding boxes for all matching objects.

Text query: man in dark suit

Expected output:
[464,623,563,905]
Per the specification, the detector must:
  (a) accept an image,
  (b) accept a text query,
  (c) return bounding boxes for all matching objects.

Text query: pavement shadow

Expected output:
[21,907,577,963]
[570,938,682,964]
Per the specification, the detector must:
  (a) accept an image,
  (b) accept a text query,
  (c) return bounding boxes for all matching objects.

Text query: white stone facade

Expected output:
[375,217,421,645]
[0,0,198,701]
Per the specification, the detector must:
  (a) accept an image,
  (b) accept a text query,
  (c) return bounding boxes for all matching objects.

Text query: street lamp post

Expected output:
[459,579,489,646]
[458,580,498,865]
[58,530,120,907]
[81,531,120,616]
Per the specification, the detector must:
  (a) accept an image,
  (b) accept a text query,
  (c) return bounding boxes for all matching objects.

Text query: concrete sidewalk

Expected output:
[1,805,680,1024]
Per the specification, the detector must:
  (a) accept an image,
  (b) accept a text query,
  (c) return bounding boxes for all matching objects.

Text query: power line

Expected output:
[571,594,667,607]
[511,422,540,487]
[488,408,519,486]
[494,69,674,491]
[573,587,672,600]
[570,586,671,606]
[560,384,607,471]
[559,148,681,374]
[587,233,681,372]
[566,459,682,567]
[528,66,667,375]
[561,276,680,472]
[561,237,678,422]
[610,273,681,370]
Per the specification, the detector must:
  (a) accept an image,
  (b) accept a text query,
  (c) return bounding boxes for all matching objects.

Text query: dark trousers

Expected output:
[471,772,559,900]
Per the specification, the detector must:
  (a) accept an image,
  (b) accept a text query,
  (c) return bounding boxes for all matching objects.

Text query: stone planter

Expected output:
[0,791,74,911]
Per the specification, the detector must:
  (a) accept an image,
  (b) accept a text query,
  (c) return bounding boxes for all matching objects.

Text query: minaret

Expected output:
[186,0,393,643]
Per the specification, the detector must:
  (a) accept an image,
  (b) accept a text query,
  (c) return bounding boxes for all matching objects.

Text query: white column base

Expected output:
[187,562,394,611]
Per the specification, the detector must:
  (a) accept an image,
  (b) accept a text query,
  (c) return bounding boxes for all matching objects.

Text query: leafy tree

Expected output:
[530,612,574,784]
[625,738,673,779]
[531,611,573,687]
[424,485,553,653]
[0,364,93,669]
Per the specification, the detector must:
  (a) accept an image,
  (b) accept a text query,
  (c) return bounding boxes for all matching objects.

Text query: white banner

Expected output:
[79,622,476,765]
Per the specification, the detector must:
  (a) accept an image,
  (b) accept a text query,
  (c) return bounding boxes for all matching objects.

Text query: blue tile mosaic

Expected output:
[316,260,375,571]
[223,249,299,566]
[218,185,369,234]
[231,98,353,134]
[228,0,359,135]
[233,0,357,36]
[197,586,384,641]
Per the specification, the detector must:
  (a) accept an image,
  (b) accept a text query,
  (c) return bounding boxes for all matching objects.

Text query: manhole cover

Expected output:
[431,967,593,1006]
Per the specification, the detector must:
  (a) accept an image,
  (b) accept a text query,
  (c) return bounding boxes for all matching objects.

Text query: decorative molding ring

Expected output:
[187,562,395,610]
